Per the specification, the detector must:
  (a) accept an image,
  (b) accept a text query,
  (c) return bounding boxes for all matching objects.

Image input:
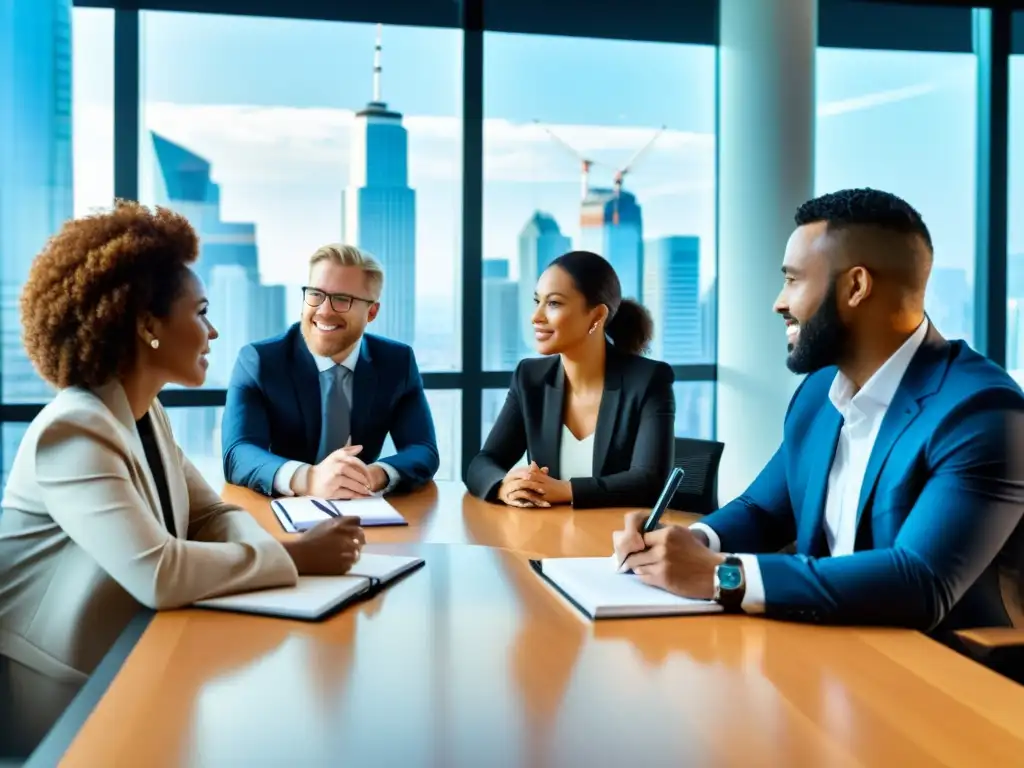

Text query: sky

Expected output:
[71,9,1024,306]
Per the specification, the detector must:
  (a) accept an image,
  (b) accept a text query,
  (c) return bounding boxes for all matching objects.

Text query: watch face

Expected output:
[719,565,743,590]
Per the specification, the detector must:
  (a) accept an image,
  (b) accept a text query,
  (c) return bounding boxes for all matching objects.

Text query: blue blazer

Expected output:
[222,323,440,496]
[702,326,1024,633]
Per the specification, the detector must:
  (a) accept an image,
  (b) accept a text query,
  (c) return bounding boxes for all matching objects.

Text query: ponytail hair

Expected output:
[606,298,654,356]
[547,250,655,356]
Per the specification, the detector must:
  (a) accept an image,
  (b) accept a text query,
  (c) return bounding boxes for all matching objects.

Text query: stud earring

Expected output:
[150,338,160,350]
[589,324,598,335]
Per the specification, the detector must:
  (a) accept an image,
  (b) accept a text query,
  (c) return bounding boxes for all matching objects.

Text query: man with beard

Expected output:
[222,244,439,498]
[612,188,1024,636]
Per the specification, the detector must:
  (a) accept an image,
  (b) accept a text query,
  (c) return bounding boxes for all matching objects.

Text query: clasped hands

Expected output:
[301,444,388,499]
[497,461,572,507]
[611,510,725,600]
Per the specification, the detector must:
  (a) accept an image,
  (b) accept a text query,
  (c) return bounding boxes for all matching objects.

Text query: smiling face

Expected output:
[300,260,380,360]
[146,269,218,387]
[531,265,604,355]
[774,222,850,374]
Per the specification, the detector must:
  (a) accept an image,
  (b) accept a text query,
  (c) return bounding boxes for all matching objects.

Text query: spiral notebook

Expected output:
[271,495,408,533]
[194,553,424,621]
[531,557,722,620]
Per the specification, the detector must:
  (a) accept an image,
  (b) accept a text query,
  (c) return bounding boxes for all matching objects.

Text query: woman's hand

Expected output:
[497,464,550,507]
[497,462,573,507]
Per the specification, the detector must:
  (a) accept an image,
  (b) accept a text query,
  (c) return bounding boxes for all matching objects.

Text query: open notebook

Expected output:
[271,495,407,533]
[194,553,424,621]
[531,557,723,620]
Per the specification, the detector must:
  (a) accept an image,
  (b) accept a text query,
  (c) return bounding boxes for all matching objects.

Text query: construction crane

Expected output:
[533,119,600,202]
[610,125,665,225]
[535,120,666,224]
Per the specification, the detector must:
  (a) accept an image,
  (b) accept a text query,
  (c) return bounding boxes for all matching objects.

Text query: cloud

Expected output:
[817,82,938,118]
[140,101,715,188]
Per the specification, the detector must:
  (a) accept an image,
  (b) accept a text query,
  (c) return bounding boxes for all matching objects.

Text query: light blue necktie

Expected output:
[315,365,351,463]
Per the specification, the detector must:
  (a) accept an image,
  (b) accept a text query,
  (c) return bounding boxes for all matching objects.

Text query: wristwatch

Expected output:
[713,555,746,612]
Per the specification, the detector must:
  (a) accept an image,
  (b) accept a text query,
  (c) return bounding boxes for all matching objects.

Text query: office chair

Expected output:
[669,437,725,515]
[954,543,1024,685]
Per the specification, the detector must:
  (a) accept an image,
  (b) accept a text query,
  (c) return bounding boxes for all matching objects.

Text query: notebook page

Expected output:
[326,496,407,526]
[539,557,722,619]
[194,576,369,620]
[272,496,407,531]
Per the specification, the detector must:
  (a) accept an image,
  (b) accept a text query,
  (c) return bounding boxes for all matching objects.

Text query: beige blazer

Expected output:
[0,381,298,684]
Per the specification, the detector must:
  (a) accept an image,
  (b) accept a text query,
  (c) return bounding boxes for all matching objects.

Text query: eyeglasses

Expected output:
[302,287,377,313]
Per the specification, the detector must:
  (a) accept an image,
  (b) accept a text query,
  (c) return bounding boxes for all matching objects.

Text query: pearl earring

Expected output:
[150,338,160,350]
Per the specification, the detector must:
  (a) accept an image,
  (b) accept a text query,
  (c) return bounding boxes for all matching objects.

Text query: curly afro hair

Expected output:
[21,200,199,390]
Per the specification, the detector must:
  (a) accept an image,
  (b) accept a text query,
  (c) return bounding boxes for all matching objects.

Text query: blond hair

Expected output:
[309,243,384,298]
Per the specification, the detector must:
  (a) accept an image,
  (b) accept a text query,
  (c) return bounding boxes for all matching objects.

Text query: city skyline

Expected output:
[71,13,1023,297]
[4,6,1024,485]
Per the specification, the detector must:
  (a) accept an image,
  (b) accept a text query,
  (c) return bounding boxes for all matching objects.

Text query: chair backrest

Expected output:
[670,437,725,515]
[1001,523,1024,629]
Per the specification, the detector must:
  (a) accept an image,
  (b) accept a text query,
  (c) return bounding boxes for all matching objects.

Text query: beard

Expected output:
[786,280,849,374]
[301,316,361,358]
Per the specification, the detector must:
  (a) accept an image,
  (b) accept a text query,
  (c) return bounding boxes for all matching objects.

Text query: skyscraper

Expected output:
[150,131,284,467]
[0,0,73,406]
[579,187,643,302]
[482,258,520,370]
[151,132,260,287]
[341,24,416,345]
[643,236,702,363]
[517,211,570,352]
[1,0,74,483]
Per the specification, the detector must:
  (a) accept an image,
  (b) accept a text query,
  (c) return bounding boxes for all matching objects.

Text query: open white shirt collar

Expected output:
[827,318,929,425]
[312,338,362,374]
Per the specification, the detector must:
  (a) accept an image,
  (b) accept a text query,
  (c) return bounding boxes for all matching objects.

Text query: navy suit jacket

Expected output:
[222,323,440,496]
[701,326,1024,633]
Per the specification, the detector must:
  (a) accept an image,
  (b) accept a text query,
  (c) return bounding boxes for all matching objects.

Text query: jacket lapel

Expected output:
[151,405,189,538]
[539,362,565,477]
[853,328,949,533]
[350,340,377,447]
[290,329,323,461]
[93,382,169,533]
[592,346,622,476]
[797,404,843,556]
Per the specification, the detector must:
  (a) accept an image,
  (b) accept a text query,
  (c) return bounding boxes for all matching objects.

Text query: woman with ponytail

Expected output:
[465,250,675,509]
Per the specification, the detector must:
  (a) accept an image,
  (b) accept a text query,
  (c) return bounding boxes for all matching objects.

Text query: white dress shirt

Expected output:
[692,319,929,613]
[558,425,594,481]
[272,340,399,496]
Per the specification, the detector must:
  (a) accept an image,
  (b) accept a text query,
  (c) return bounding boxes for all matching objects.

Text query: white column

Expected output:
[716,0,817,502]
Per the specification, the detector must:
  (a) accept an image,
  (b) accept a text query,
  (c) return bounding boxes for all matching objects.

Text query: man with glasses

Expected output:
[222,244,439,498]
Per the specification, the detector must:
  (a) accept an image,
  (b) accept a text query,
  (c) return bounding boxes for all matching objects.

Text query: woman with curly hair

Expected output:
[0,201,365,757]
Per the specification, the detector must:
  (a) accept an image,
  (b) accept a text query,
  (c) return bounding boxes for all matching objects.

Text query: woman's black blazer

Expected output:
[464,344,676,508]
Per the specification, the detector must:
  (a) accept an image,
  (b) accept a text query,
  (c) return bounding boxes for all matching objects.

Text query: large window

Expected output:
[138,12,463,480]
[1,6,113,483]
[480,33,717,376]
[1006,21,1024,381]
[166,390,461,489]
[482,381,715,453]
[816,48,977,347]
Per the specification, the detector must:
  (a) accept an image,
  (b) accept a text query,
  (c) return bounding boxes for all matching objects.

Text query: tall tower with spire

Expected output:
[341,23,416,346]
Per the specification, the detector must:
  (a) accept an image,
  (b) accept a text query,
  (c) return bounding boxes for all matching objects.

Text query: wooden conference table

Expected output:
[35,481,1024,767]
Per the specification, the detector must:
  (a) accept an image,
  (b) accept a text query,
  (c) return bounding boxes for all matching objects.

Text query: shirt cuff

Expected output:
[372,462,400,495]
[272,460,307,496]
[734,553,766,614]
[690,522,721,552]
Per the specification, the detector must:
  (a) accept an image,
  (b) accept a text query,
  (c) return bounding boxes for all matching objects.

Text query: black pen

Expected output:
[310,498,339,518]
[615,467,686,573]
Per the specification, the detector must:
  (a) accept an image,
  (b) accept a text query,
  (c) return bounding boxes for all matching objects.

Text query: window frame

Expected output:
[0,0,1013,481]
